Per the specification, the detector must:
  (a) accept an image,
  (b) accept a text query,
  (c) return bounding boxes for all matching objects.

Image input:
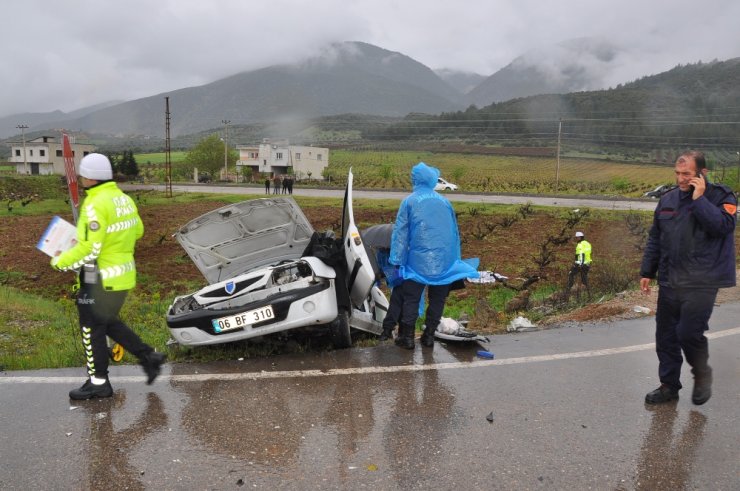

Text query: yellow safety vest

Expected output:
[54,181,144,290]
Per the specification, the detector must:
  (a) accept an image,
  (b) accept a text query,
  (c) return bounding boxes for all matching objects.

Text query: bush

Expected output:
[591,258,636,294]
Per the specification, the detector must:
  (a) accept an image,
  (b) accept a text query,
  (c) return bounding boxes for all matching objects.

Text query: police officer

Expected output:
[51,153,166,400]
[566,231,592,295]
[640,150,736,405]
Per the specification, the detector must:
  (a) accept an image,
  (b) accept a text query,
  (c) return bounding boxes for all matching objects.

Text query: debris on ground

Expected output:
[468,271,509,284]
[433,317,490,342]
[507,316,537,332]
[477,350,494,359]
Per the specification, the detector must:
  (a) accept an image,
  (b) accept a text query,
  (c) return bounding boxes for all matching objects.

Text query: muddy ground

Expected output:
[3,195,739,331]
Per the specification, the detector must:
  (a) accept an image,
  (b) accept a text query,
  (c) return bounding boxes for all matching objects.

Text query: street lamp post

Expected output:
[736,151,739,186]
[16,124,29,174]
[222,119,231,181]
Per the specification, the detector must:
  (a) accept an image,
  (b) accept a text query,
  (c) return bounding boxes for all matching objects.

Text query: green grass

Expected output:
[0,286,173,371]
[134,151,188,164]
[325,150,678,196]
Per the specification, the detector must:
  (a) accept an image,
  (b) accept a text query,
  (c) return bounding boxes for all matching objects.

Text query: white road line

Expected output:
[3,327,739,385]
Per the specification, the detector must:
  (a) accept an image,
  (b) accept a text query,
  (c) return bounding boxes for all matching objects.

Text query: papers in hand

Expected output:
[37,216,78,257]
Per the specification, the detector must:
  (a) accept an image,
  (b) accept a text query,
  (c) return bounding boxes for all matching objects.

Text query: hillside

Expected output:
[465,37,621,108]
[371,58,740,154]
[27,42,463,138]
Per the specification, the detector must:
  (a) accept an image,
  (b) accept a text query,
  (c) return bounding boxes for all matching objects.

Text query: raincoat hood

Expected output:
[411,162,439,191]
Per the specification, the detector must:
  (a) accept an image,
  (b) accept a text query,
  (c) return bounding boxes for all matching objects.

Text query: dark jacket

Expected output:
[640,182,737,289]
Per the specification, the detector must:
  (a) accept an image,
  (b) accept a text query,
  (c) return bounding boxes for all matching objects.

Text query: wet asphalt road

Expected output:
[123,183,659,212]
[1,303,739,490]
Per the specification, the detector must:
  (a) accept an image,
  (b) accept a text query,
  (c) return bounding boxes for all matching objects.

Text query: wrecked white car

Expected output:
[166,170,389,348]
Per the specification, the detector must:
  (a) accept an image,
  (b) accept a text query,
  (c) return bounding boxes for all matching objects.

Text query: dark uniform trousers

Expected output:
[381,286,404,334]
[77,279,152,378]
[655,285,716,391]
[399,280,451,333]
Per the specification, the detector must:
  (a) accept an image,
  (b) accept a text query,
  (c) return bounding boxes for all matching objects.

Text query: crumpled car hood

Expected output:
[175,197,315,284]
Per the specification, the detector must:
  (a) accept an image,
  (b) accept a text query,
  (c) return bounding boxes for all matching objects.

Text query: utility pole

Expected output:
[16,124,29,174]
[736,151,739,187]
[222,119,231,182]
[165,97,172,197]
[555,119,562,192]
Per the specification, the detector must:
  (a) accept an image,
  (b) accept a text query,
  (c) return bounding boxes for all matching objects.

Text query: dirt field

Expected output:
[3,195,739,330]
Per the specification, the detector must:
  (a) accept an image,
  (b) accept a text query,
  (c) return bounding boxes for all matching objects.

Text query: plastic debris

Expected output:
[65,432,72,437]
[433,317,490,342]
[468,271,509,284]
[632,306,651,314]
[477,350,494,359]
[367,464,378,471]
[507,316,537,332]
[486,412,494,423]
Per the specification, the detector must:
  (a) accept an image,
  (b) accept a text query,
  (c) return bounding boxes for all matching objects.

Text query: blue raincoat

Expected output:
[390,162,479,285]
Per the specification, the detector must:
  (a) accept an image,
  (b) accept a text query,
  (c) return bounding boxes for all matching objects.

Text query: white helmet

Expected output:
[575,231,584,237]
[79,153,113,180]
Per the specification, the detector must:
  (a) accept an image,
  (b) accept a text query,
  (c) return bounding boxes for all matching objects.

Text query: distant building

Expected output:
[8,135,95,175]
[236,139,328,181]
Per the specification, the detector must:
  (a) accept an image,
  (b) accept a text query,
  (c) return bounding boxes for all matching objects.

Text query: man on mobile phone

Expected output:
[639,150,737,405]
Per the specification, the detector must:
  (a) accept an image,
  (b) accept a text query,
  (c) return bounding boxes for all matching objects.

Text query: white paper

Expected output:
[37,216,78,257]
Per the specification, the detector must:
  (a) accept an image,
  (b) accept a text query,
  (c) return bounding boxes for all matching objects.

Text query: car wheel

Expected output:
[330,308,352,349]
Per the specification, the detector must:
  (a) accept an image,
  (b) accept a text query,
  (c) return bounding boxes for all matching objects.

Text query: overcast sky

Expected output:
[3,0,739,118]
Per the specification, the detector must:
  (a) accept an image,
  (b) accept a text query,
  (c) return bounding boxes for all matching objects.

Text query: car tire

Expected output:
[330,308,352,349]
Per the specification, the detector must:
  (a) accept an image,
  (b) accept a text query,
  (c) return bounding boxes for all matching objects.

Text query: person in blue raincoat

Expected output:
[389,162,479,349]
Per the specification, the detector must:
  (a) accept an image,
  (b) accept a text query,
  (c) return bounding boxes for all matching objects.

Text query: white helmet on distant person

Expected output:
[79,153,113,181]
[575,231,584,238]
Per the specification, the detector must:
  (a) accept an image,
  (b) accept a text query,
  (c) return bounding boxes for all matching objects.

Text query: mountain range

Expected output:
[0,40,731,141]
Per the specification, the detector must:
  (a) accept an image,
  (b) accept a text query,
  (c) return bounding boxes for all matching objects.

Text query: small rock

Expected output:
[486,412,494,423]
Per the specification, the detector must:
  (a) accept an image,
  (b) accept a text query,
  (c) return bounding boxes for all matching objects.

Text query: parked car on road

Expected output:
[166,170,388,349]
[434,177,458,191]
[643,184,675,199]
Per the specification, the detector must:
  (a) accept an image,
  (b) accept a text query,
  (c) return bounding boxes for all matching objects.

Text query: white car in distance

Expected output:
[434,177,458,191]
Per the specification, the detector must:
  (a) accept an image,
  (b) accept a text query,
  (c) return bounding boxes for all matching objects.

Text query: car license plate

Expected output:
[212,305,274,333]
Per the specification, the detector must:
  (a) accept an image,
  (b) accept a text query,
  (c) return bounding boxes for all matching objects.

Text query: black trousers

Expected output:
[381,286,404,333]
[655,286,716,391]
[567,263,590,288]
[76,281,152,378]
[399,280,451,333]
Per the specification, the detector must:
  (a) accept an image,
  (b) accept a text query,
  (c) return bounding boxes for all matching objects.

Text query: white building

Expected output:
[8,135,96,175]
[236,139,329,181]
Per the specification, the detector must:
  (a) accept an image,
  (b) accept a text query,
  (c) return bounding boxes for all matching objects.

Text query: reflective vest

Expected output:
[54,181,144,291]
[575,240,592,266]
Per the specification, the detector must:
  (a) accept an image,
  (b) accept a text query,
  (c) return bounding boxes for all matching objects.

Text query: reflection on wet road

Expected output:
[1,310,739,489]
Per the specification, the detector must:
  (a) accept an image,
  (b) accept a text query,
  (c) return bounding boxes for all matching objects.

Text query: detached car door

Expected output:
[342,169,377,307]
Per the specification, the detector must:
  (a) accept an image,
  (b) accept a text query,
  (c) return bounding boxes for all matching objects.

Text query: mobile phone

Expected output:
[690,171,703,192]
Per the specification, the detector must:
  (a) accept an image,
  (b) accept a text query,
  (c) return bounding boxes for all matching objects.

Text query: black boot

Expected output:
[378,326,394,342]
[420,325,436,348]
[394,324,415,350]
[645,384,679,404]
[141,351,167,385]
[69,378,113,400]
[691,366,712,405]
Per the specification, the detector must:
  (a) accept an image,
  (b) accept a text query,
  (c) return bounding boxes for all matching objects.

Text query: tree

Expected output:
[118,150,139,177]
[185,134,237,177]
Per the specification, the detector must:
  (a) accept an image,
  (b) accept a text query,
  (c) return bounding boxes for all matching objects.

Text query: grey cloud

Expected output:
[1,0,739,118]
